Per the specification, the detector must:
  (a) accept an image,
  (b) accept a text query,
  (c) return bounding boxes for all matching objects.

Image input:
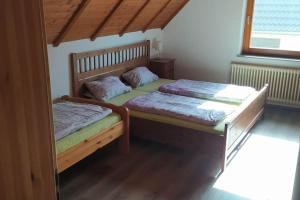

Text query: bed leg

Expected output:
[118,134,129,154]
[221,124,229,173]
[221,154,227,173]
[118,107,130,154]
[260,110,265,121]
[213,155,226,179]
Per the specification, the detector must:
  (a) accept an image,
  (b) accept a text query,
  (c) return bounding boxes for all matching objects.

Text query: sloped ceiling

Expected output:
[44,0,189,46]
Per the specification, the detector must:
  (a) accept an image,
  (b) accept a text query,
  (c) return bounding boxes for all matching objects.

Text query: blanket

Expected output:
[125,91,236,126]
[159,79,256,104]
[53,102,112,141]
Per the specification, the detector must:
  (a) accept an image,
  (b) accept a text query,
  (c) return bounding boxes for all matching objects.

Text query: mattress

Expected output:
[107,89,148,106]
[107,89,227,135]
[88,79,173,106]
[106,78,256,135]
[56,113,121,155]
[159,79,256,104]
[135,78,175,92]
[125,91,237,126]
[130,110,226,135]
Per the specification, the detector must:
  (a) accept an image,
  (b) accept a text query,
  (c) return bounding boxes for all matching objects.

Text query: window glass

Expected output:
[250,0,300,51]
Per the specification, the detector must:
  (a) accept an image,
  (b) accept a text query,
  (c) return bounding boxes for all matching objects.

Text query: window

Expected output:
[242,0,300,58]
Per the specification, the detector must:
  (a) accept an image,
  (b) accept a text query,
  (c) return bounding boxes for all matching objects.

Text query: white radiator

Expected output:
[231,62,300,107]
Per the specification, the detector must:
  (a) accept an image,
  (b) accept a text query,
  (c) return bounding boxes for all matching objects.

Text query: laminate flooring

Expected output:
[59,107,300,200]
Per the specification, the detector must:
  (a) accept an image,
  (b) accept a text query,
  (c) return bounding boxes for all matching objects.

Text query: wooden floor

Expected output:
[59,107,300,200]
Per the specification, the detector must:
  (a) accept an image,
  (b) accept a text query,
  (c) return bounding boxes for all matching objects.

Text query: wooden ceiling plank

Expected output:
[53,0,91,47]
[142,0,172,32]
[119,0,150,37]
[161,0,189,29]
[90,0,124,41]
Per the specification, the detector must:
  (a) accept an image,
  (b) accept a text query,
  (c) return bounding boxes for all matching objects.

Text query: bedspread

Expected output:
[159,79,256,104]
[53,102,112,141]
[125,91,236,126]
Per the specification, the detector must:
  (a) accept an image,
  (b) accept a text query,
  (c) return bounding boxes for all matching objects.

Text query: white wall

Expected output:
[48,29,163,99]
[162,0,300,83]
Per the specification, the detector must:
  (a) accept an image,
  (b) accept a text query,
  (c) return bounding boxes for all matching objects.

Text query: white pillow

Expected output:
[122,66,159,88]
[85,76,132,101]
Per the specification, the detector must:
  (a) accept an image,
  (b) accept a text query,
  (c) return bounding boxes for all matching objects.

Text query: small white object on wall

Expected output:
[151,37,162,58]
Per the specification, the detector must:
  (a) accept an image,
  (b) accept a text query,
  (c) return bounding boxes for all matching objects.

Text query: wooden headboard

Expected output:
[71,40,151,97]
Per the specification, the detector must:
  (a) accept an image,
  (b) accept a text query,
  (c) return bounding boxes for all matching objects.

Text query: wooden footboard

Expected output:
[56,96,130,173]
[222,84,269,171]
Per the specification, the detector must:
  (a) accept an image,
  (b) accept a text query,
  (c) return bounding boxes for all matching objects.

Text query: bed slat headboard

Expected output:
[71,40,151,97]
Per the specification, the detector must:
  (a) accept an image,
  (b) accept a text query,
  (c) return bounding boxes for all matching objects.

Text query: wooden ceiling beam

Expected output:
[90,0,124,41]
[53,0,91,47]
[142,0,172,32]
[161,0,189,29]
[119,0,150,37]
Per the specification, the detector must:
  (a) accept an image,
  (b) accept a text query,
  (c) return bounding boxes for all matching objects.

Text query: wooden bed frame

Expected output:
[55,96,129,173]
[70,40,268,172]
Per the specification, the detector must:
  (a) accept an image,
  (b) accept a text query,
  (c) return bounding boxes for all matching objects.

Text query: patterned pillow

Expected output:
[122,66,159,88]
[85,76,132,101]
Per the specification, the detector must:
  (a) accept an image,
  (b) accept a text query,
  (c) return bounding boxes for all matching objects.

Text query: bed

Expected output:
[54,96,129,173]
[70,40,268,172]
